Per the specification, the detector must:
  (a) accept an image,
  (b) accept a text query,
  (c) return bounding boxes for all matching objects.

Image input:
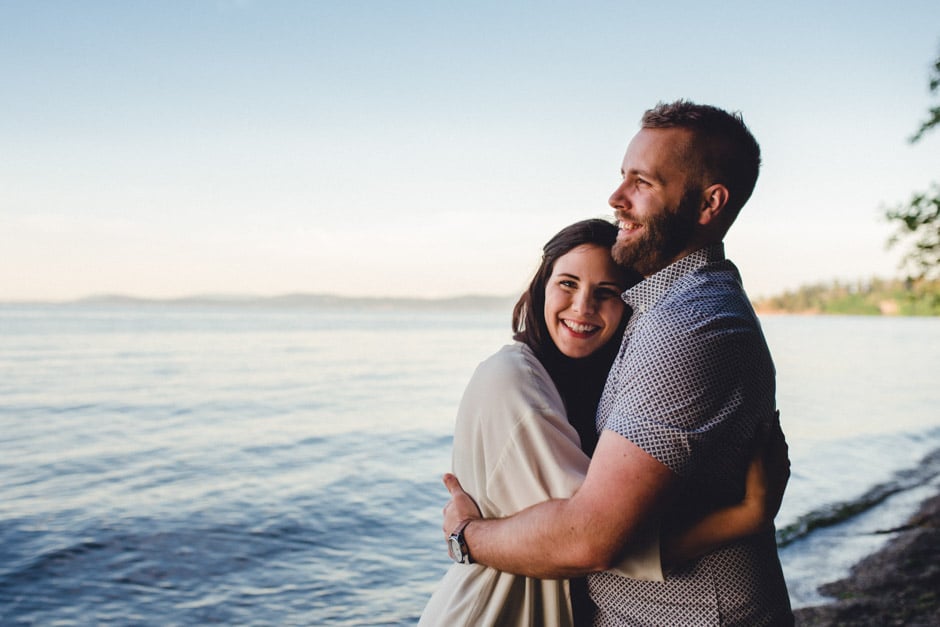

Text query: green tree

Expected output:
[886,47,940,279]
[910,52,940,142]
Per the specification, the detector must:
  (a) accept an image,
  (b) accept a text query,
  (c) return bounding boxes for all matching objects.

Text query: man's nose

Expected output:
[609,182,628,210]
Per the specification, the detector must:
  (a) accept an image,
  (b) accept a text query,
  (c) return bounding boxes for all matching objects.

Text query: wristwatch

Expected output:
[448,519,473,564]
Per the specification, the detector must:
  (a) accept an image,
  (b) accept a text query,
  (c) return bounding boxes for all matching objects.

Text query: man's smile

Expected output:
[617,220,642,232]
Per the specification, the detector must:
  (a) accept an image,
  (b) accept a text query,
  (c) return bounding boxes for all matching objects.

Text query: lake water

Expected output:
[1,305,938,625]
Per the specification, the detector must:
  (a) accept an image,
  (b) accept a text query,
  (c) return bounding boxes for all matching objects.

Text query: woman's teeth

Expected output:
[563,320,598,334]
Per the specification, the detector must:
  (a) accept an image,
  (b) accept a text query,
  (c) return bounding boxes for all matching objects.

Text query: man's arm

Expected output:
[443,428,677,579]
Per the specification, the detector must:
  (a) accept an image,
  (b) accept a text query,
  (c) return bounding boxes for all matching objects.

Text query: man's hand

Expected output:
[442,473,482,536]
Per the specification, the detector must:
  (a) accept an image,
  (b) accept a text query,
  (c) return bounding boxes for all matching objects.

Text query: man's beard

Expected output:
[612,188,700,276]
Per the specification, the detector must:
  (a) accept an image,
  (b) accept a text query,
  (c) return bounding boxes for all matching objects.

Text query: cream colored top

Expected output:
[419,343,662,627]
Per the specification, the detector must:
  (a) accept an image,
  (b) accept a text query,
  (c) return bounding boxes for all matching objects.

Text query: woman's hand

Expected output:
[442,473,482,536]
[661,411,791,568]
[742,411,791,529]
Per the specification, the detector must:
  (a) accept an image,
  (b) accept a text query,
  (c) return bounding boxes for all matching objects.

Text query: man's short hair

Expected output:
[641,100,761,218]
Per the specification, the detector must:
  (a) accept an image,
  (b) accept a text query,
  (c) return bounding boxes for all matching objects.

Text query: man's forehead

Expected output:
[622,127,692,173]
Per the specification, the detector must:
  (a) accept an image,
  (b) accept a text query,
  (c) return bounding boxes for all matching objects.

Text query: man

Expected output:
[442,100,793,625]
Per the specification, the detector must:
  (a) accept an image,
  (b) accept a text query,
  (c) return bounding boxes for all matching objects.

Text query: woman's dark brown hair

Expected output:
[511,218,638,455]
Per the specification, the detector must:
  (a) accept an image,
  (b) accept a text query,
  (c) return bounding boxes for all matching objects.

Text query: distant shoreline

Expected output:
[2,294,938,316]
[751,276,940,316]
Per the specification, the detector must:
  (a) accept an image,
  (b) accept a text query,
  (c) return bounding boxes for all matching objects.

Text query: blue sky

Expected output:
[3,1,939,301]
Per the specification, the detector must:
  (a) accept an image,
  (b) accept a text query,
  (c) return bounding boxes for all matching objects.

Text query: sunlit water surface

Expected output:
[1,306,938,624]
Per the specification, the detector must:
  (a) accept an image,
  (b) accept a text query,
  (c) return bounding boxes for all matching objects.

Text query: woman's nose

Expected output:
[572,290,595,314]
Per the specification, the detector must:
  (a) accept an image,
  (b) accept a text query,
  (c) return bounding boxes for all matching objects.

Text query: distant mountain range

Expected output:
[9,278,938,315]
[25,293,519,311]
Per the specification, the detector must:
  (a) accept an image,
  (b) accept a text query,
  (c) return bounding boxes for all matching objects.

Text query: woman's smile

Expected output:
[561,318,601,335]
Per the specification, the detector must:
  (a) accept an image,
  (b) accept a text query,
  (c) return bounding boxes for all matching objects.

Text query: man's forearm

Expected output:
[462,498,619,579]
[443,432,676,578]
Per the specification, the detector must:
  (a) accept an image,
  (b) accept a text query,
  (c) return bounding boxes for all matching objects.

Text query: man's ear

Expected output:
[698,184,729,226]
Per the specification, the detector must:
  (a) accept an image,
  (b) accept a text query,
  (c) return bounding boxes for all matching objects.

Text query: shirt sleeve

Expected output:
[604,303,769,480]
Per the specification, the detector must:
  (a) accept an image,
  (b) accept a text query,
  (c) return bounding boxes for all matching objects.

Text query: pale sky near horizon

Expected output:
[3,1,939,302]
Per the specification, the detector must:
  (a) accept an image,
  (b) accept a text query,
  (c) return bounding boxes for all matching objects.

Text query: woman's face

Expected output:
[544,244,626,359]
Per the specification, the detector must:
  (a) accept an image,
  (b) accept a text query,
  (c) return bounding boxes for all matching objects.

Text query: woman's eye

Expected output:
[560,280,577,289]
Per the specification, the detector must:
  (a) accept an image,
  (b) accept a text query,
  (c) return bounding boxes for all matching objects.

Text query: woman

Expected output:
[419,219,785,626]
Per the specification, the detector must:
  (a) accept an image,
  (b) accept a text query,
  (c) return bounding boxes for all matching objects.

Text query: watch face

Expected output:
[449,537,462,562]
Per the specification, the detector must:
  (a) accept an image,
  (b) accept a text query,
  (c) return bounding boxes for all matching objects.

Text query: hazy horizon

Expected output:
[0,272,917,308]
[0,291,519,306]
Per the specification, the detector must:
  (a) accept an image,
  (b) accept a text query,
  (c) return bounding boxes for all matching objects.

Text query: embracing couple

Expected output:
[420,100,794,626]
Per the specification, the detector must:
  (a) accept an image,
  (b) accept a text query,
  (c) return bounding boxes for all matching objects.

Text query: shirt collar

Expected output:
[622,243,726,313]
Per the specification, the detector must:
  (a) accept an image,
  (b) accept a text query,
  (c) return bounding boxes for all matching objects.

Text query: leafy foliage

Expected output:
[909,52,940,143]
[886,186,940,279]
[886,47,940,279]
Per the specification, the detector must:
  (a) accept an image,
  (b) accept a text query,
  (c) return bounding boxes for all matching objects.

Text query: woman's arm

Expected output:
[661,414,790,568]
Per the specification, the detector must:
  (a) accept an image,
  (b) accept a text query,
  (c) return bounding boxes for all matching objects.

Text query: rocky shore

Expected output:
[793,489,940,626]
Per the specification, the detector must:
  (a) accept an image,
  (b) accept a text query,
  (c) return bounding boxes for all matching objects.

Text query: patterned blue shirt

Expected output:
[589,244,793,626]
